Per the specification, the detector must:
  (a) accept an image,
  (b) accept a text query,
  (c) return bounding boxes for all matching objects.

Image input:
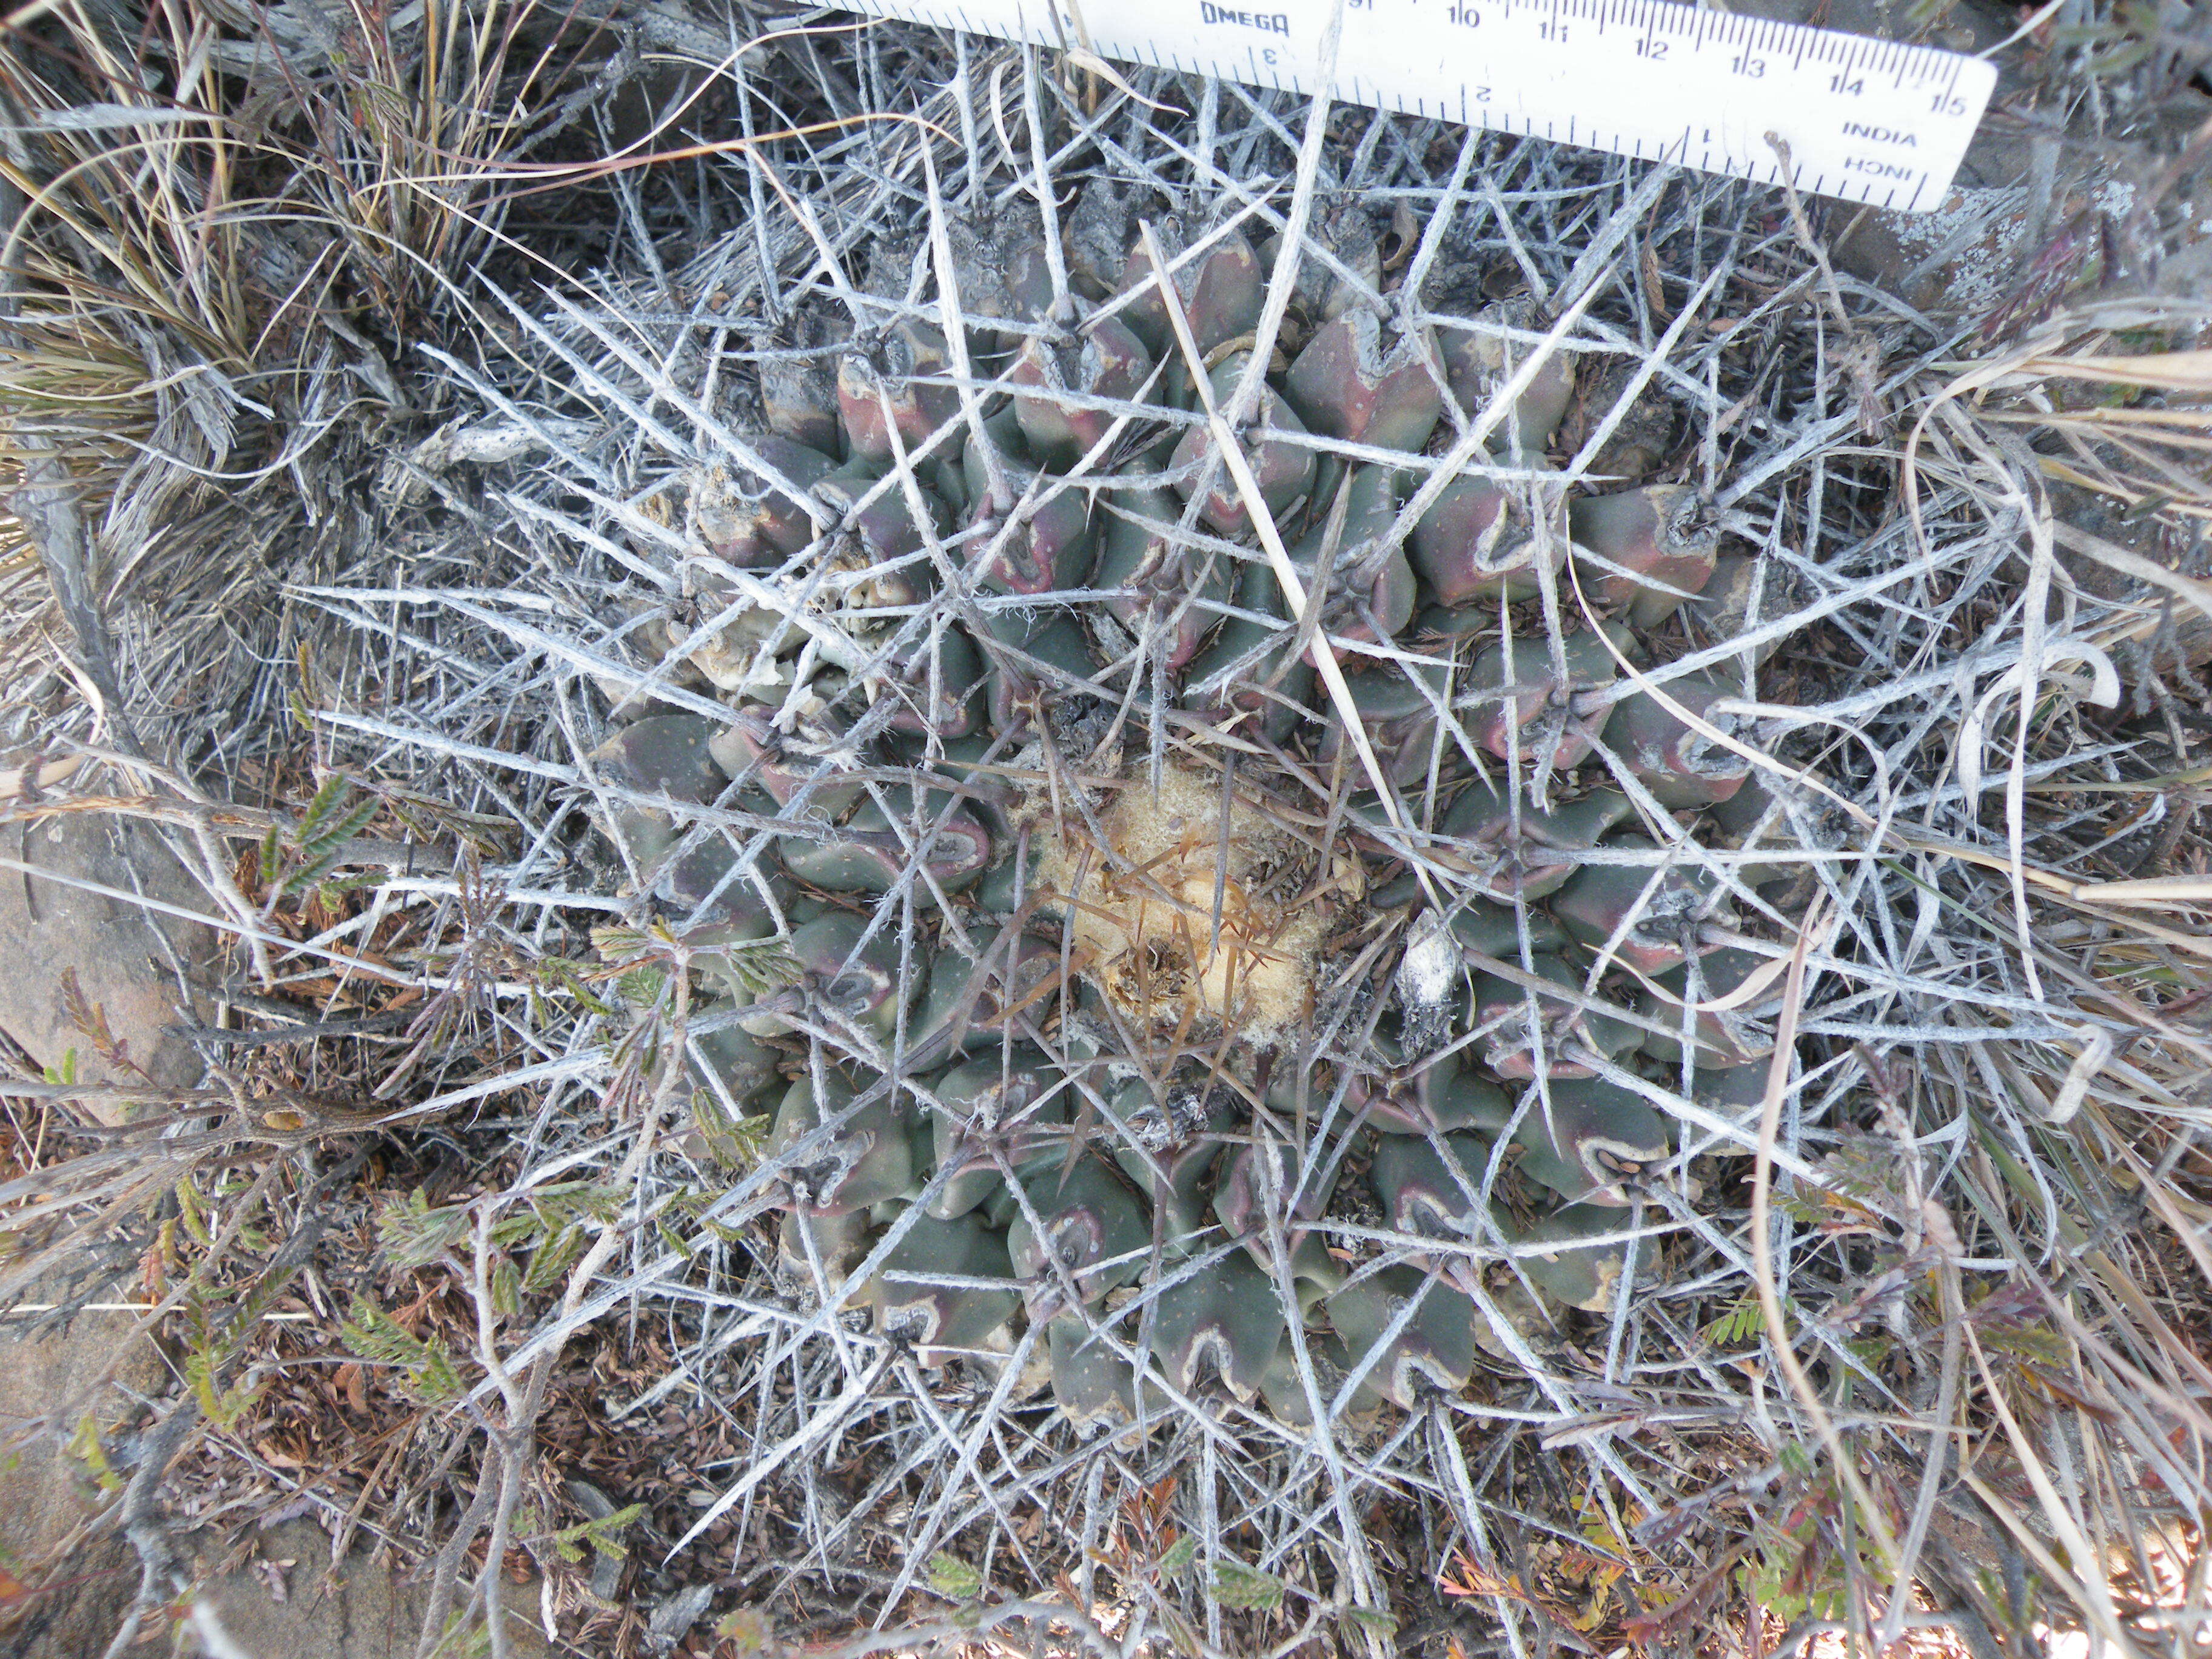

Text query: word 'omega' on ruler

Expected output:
[854,0,1999,210]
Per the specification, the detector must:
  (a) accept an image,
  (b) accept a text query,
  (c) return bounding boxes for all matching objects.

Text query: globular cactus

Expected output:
[580,178,1817,1442]
[1287,464,1418,657]
[1114,216,1264,358]
[689,438,834,568]
[1639,945,1776,1071]
[1147,1251,1286,1400]
[1009,316,1154,469]
[1091,486,1233,673]
[925,1050,1067,1220]
[839,318,962,461]
[1494,1201,1629,1313]
[765,1074,916,1216]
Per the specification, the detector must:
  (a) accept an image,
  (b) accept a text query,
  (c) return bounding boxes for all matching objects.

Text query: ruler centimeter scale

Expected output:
[850,0,1998,210]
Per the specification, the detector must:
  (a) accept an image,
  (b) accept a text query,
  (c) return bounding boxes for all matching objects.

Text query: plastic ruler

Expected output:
[850,0,1998,210]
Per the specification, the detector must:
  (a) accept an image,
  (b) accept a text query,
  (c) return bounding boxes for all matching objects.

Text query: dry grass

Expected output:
[0,4,2210,1658]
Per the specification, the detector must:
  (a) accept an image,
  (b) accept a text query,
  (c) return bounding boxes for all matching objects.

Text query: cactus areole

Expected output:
[593,182,1803,1431]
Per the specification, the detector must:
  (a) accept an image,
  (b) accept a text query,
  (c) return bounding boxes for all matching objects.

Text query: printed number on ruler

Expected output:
[854,0,1996,210]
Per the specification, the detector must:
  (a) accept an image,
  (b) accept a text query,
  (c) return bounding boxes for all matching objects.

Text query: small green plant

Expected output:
[258,774,381,907]
[339,1295,467,1406]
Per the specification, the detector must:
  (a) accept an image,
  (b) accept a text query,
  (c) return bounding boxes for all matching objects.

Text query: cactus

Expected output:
[1465,624,1629,773]
[1606,670,1751,808]
[1569,484,1719,627]
[1508,1076,1671,1207]
[1438,296,1578,456]
[1410,474,1560,608]
[1326,1265,1478,1409]
[1007,1156,1153,1315]
[1282,310,1443,454]
[1470,954,1641,1079]
[1170,354,1316,537]
[861,1212,1019,1362]
[568,176,1818,1442]
[1551,837,1730,974]
[1147,1251,1286,1399]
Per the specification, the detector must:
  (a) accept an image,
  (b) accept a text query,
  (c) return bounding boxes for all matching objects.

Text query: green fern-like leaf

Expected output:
[340,1295,466,1404]
[925,1552,984,1600]
[377,1188,471,1269]
[698,937,803,999]
[1702,1296,1766,1347]
[186,1347,262,1432]
[1210,1559,1284,1612]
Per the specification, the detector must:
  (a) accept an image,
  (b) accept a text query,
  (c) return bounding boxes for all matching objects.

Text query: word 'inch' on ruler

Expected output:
[855,0,1998,211]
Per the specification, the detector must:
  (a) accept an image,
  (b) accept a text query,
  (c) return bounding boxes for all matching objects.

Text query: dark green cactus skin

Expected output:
[1410,475,1557,608]
[1470,953,1641,1081]
[1315,657,1449,788]
[813,462,943,609]
[601,189,1809,1436]
[984,612,1099,737]
[1466,625,1629,772]
[1093,485,1232,674]
[1639,947,1775,1070]
[862,1212,1019,1359]
[1551,837,1729,975]
[1493,1201,1626,1312]
[1509,1076,1671,1207]
[1607,671,1751,809]
[960,413,1098,597]
[1010,316,1155,470]
[1282,311,1443,454]
[689,1010,783,1107]
[1114,224,1264,358]
[1372,1131,1496,1244]
[1440,780,1635,903]
[766,1074,916,1216]
[1147,1251,1285,1399]
[1288,464,1418,659]
[777,788,991,898]
[1439,297,1577,456]
[839,320,962,461]
[760,308,850,457]
[1182,550,1316,743]
[1170,355,1315,537]
[927,1050,1068,1220]
[1325,1265,1478,1409]
[1007,1157,1152,1311]
[1569,485,1719,628]
[1258,1330,1382,1427]
[708,707,866,820]
[910,933,1061,1062]
[1047,1314,1161,1430]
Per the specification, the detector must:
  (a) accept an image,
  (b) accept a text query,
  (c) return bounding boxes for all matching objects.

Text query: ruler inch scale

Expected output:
[858,0,1996,210]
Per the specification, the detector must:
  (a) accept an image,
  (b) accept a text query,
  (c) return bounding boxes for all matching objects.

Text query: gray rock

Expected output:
[0,812,218,1114]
